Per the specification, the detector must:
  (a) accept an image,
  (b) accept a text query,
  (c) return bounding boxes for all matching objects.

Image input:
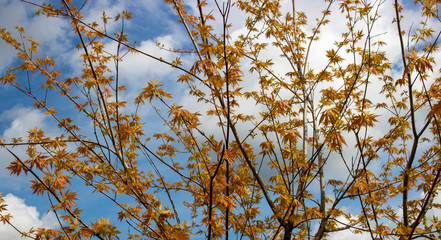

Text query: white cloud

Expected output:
[0,0,71,72]
[0,193,58,240]
[118,37,177,83]
[422,191,441,221]
[0,106,55,141]
[328,215,373,240]
[82,0,126,32]
[0,0,27,73]
[0,106,59,183]
[329,228,372,240]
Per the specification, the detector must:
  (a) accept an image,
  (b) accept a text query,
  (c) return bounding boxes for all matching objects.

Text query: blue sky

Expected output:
[0,0,185,238]
[1,0,441,239]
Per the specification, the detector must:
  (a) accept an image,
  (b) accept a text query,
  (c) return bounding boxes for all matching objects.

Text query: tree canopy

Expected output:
[1,0,441,239]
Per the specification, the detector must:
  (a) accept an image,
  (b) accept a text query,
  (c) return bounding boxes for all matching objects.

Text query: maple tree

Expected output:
[1,0,441,239]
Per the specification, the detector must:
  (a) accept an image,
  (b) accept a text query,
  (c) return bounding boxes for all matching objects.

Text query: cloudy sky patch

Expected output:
[0,193,58,240]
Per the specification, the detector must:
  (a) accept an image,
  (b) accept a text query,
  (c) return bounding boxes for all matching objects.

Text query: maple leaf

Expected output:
[282,129,301,144]
[7,160,25,176]
[30,180,46,196]
[223,148,237,164]
[428,101,441,119]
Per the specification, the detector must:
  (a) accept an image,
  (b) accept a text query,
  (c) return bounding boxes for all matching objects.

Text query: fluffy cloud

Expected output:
[0,0,27,73]
[0,0,71,72]
[0,106,59,188]
[329,229,372,240]
[0,194,58,240]
[327,215,373,240]
[422,191,441,223]
[0,106,54,141]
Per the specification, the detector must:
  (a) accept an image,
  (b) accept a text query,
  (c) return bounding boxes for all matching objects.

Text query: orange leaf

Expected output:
[223,149,237,164]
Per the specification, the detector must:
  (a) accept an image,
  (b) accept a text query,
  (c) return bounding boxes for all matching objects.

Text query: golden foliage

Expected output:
[0,0,441,239]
